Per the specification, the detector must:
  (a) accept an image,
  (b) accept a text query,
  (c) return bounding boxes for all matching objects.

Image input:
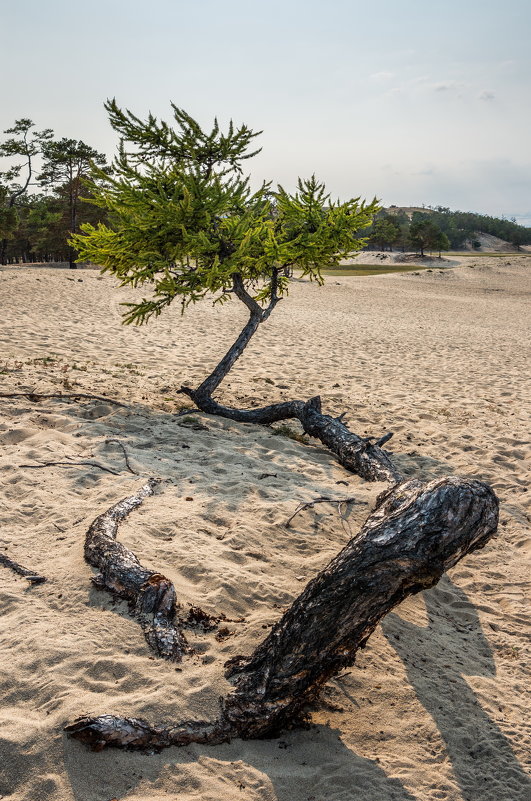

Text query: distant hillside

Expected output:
[383,206,531,251]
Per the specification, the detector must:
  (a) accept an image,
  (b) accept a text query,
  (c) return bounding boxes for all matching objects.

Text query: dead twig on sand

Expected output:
[0,391,127,407]
[104,439,138,475]
[20,460,121,476]
[285,495,366,533]
[0,552,47,584]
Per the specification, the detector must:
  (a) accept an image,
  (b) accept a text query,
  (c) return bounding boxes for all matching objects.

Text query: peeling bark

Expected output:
[65,715,230,752]
[84,479,188,661]
[67,475,498,751]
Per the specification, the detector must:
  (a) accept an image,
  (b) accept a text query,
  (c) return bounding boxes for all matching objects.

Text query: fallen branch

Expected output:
[0,391,127,407]
[0,552,47,584]
[83,479,188,661]
[20,461,121,476]
[67,475,498,750]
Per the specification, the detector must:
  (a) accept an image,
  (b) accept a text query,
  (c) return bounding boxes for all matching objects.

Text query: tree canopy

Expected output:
[71,101,379,324]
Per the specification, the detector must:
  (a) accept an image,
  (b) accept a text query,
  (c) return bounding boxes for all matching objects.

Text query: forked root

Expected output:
[68,475,498,750]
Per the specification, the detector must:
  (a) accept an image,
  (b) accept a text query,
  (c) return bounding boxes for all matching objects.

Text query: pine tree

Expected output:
[409,218,443,257]
[39,138,108,267]
[71,101,395,480]
[0,118,53,263]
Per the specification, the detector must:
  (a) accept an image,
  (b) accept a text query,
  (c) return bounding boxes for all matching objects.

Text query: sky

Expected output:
[2,0,531,223]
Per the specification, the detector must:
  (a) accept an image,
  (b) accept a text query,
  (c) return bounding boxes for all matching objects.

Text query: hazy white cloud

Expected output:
[479,90,495,101]
[369,71,395,81]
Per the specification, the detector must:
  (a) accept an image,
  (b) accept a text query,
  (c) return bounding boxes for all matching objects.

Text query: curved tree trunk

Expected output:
[84,479,188,661]
[180,277,400,484]
[66,475,498,751]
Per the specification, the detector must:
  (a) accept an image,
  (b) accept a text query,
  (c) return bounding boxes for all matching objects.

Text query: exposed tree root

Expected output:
[65,715,230,752]
[84,479,188,661]
[0,552,47,584]
[180,389,400,483]
[67,475,498,750]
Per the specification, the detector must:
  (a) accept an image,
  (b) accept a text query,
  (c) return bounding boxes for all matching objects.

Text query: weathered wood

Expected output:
[0,552,47,584]
[220,476,498,737]
[64,715,229,752]
[84,479,188,661]
[180,389,399,483]
[66,475,498,751]
[177,283,401,484]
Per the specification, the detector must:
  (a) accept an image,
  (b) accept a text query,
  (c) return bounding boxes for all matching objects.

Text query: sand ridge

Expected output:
[0,257,529,800]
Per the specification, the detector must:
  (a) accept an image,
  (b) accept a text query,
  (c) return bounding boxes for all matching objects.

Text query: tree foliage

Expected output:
[71,101,379,324]
[0,120,110,264]
[409,208,531,250]
[368,215,401,250]
[409,218,444,256]
[0,118,53,263]
[39,138,108,266]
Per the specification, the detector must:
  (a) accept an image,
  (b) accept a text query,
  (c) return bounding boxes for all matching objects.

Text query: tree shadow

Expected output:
[63,723,418,801]
[381,577,530,801]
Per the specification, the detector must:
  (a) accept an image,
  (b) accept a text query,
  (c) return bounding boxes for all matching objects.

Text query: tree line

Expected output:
[1,117,530,266]
[0,119,109,266]
[366,206,531,254]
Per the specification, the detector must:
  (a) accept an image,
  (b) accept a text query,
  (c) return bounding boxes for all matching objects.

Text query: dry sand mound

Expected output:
[0,257,529,800]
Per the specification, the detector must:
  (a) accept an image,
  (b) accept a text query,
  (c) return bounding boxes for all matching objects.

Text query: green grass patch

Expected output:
[271,424,307,443]
[322,264,428,277]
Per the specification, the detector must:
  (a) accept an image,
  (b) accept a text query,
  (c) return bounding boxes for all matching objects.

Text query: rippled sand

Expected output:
[1,256,529,801]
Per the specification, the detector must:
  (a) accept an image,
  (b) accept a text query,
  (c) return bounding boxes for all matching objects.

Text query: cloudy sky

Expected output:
[2,0,530,223]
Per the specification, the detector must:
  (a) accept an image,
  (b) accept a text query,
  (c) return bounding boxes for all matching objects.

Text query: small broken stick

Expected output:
[85,479,188,661]
[104,438,138,475]
[285,495,365,530]
[0,552,47,584]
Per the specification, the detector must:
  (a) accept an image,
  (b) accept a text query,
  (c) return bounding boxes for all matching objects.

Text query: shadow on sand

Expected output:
[63,577,530,801]
[381,577,530,801]
[63,722,418,801]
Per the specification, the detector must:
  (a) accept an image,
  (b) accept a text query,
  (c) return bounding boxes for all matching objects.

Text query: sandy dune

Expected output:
[0,257,529,801]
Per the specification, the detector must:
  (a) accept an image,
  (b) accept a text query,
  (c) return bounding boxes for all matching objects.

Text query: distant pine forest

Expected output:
[1,118,530,265]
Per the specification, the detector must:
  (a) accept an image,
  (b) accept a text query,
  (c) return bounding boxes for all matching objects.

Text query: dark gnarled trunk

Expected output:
[84,479,188,661]
[66,475,498,751]
[180,275,400,484]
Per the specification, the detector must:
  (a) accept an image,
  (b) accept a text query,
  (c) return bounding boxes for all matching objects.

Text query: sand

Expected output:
[0,256,529,801]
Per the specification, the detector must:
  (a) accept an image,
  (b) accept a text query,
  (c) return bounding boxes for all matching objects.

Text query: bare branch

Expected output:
[231,273,263,317]
[104,439,138,474]
[19,461,121,475]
